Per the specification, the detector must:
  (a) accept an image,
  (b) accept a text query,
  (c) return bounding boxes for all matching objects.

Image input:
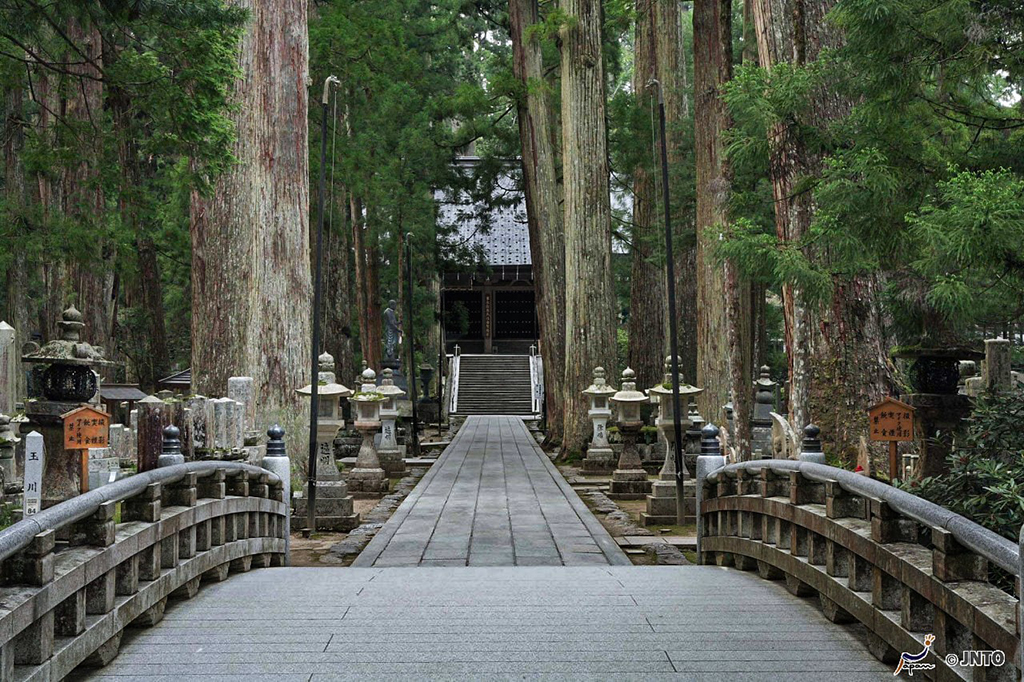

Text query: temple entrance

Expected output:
[443,286,536,355]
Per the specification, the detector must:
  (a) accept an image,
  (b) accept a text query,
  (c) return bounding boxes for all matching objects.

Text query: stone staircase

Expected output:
[454,354,534,415]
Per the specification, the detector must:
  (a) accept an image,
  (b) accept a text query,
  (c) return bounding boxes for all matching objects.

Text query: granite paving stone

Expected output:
[83,566,891,680]
[353,416,628,567]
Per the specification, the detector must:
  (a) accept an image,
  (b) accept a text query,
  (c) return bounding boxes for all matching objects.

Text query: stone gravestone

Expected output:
[186,396,209,454]
[137,395,171,472]
[983,338,1012,393]
[23,431,43,516]
[87,446,121,490]
[0,321,15,415]
[227,376,256,439]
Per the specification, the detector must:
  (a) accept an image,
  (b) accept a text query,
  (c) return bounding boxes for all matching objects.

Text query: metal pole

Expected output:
[438,291,444,436]
[652,80,687,526]
[306,75,339,536]
[405,233,421,457]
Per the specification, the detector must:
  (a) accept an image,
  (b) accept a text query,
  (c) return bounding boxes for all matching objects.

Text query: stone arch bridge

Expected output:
[0,416,1017,680]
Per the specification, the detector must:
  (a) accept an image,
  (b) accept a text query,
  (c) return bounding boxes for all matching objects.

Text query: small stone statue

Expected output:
[383,299,402,362]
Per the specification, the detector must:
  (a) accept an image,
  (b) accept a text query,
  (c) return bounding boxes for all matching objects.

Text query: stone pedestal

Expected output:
[348,426,389,495]
[608,421,651,499]
[292,426,359,532]
[642,480,696,526]
[904,393,972,478]
[23,400,82,506]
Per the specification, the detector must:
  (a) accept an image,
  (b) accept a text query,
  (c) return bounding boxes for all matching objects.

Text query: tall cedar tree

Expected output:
[559,0,618,454]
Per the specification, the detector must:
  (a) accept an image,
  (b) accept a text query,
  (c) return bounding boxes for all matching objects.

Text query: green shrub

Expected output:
[901,391,1024,543]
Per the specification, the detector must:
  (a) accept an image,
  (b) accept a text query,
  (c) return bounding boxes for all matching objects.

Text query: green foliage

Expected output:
[719,0,1024,347]
[902,391,1024,543]
[0,0,243,376]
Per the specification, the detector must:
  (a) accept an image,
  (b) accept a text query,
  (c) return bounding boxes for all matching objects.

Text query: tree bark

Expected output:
[627,0,666,392]
[190,0,311,450]
[752,0,892,457]
[3,73,32,396]
[509,0,567,443]
[559,0,618,455]
[693,0,736,425]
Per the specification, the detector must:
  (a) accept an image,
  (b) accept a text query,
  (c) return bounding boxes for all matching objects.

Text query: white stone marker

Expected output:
[24,431,44,516]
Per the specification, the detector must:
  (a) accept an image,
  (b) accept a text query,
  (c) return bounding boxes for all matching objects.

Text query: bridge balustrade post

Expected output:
[695,424,725,565]
[798,424,826,464]
[8,530,55,666]
[157,425,185,468]
[261,424,292,566]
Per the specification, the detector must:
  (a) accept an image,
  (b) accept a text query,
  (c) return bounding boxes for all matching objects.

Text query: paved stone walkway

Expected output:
[82,566,891,680]
[353,416,628,567]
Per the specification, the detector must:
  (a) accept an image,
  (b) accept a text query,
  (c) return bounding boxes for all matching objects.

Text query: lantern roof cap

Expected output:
[296,381,353,397]
[376,368,406,398]
[648,356,704,398]
[582,366,616,397]
[754,365,777,389]
[611,368,647,405]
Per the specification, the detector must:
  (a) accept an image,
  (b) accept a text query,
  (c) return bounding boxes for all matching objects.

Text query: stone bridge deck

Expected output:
[81,566,890,680]
[79,416,891,680]
[354,416,628,567]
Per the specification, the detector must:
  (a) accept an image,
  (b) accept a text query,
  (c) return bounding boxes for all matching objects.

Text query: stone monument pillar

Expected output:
[376,368,407,476]
[983,338,1012,393]
[347,369,389,495]
[643,357,703,526]
[751,366,777,457]
[293,353,359,531]
[581,367,616,473]
[608,368,651,499]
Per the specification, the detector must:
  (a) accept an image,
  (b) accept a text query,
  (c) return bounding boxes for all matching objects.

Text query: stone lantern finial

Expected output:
[59,306,85,342]
[318,352,335,373]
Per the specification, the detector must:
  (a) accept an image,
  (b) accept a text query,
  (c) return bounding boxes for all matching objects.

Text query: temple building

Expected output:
[438,159,537,355]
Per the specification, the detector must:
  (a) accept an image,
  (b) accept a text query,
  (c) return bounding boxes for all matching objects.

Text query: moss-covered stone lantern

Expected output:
[608,368,651,499]
[347,368,389,494]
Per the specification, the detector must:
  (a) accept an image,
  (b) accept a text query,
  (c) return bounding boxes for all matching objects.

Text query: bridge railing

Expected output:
[698,456,1020,681]
[0,459,288,680]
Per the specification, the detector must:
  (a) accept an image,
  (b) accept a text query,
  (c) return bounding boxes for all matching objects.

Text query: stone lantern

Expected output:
[296,352,353,476]
[292,353,359,531]
[376,368,407,476]
[750,365,777,456]
[643,358,703,526]
[21,305,117,504]
[347,368,389,494]
[608,368,651,498]
[581,367,616,473]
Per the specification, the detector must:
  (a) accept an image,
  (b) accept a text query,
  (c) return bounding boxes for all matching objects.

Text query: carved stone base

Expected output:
[608,469,651,499]
[582,447,616,473]
[292,490,360,532]
[642,480,695,526]
[378,447,406,476]
[347,467,389,495]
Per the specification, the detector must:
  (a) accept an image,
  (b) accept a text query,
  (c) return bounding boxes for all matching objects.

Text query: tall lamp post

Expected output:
[405,232,421,457]
[651,79,687,525]
[305,74,340,536]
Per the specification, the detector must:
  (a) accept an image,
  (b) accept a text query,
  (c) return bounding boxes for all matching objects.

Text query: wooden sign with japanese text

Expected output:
[62,405,110,449]
[868,397,915,442]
